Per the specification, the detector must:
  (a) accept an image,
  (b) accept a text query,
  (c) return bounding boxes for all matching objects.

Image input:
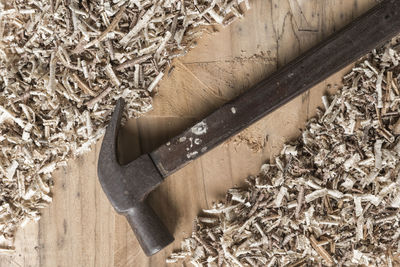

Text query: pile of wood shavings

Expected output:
[0,0,250,250]
[167,39,400,266]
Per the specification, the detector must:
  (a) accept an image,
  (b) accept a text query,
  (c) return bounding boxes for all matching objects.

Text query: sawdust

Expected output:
[229,126,267,152]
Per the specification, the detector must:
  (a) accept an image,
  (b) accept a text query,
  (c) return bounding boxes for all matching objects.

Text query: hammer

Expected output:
[98,0,400,256]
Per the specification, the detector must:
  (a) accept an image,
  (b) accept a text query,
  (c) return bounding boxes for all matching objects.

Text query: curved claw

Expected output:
[97,98,163,212]
[98,98,125,170]
[97,98,132,210]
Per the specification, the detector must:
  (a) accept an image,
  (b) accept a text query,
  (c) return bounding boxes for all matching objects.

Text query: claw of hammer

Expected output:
[97,98,174,256]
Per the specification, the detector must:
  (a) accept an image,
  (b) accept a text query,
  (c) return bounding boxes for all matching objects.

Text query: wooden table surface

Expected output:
[0,0,378,266]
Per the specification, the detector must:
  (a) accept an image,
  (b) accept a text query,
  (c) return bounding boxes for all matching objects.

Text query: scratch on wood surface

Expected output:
[182,53,277,65]
[270,0,294,68]
[175,59,228,103]
[199,159,212,210]
[288,0,320,32]
[3,257,22,267]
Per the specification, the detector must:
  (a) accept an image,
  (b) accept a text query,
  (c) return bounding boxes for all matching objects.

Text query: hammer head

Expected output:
[97,98,174,256]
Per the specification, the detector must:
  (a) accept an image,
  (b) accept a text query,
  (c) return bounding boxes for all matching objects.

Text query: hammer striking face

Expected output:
[98,99,174,256]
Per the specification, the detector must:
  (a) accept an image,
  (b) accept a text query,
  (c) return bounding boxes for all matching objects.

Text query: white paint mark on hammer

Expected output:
[186,151,198,159]
[194,138,202,145]
[191,121,208,135]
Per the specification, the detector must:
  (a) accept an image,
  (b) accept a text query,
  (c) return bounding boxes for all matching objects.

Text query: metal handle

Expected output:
[124,201,174,256]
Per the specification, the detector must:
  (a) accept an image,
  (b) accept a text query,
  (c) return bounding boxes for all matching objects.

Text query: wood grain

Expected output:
[0,0,377,266]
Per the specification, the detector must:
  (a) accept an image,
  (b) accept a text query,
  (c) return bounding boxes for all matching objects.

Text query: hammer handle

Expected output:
[124,202,174,256]
[151,0,400,177]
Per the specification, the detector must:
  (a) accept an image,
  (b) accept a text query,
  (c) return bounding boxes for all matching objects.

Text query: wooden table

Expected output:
[0,0,377,266]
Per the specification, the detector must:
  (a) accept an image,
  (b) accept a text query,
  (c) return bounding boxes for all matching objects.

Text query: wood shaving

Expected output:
[0,0,249,250]
[167,37,400,266]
